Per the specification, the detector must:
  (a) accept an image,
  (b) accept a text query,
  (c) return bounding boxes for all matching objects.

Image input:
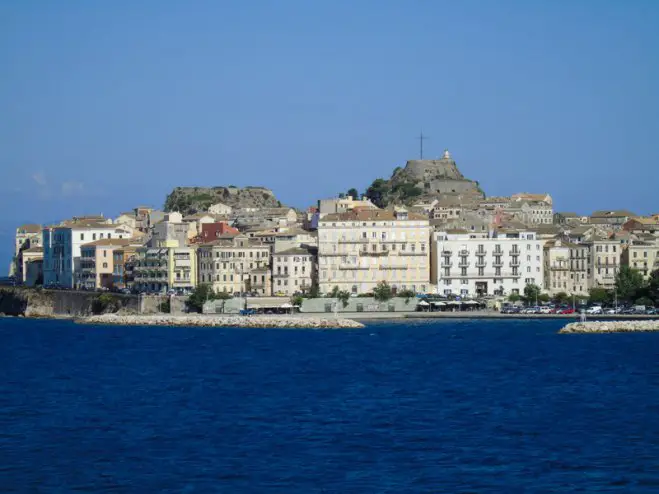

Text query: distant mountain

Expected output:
[365,150,485,207]
[164,186,284,215]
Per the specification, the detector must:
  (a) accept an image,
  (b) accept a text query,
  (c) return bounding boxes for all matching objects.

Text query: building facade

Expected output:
[43,221,134,289]
[588,237,622,289]
[543,240,590,296]
[318,209,431,295]
[272,246,317,296]
[132,247,197,293]
[623,239,659,280]
[197,235,271,295]
[431,229,544,297]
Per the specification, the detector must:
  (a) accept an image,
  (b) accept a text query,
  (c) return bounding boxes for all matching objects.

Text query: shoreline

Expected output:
[559,320,659,334]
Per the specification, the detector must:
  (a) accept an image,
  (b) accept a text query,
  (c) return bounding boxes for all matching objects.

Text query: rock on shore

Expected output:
[559,320,659,334]
[78,313,365,329]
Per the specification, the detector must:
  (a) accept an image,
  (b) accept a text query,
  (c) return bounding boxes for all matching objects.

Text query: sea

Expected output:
[1,317,658,493]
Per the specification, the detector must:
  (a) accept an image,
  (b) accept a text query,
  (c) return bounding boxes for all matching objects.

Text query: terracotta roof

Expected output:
[81,238,135,247]
[320,209,427,222]
[274,246,316,256]
[17,224,41,233]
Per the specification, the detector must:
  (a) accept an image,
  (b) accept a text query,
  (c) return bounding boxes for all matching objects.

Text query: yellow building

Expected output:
[318,208,431,295]
[624,238,659,280]
[132,246,198,294]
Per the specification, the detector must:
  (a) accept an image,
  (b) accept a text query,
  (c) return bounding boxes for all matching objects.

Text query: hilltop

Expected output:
[164,186,284,214]
[365,150,485,207]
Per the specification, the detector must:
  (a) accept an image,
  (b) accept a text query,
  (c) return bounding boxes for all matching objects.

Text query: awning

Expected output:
[431,301,446,306]
[418,300,430,306]
[280,303,293,309]
[464,300,479,305]
[448,301,461,305]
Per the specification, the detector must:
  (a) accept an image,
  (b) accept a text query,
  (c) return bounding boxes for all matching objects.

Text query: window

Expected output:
[80,234,84,241]
[102,262,108,268]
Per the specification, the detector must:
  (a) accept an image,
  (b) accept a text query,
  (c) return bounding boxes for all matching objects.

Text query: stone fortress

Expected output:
[390,149,485,201]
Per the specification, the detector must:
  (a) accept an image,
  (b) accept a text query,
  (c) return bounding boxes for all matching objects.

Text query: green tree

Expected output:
[396,289,416,303]
[373,281,393,303]
[347,188,360,199]
[538,293,550,303]
[615,266,646,303]
[291,294,304,308]
[588,287,611,305]
[649,269,659,304]
[523,284,542,305]
[306,285,320,298]
[328,286,350,308]
[366,179,389,208]
[187,283,219,313]
[552,292,570,305]
[508,293,521,303]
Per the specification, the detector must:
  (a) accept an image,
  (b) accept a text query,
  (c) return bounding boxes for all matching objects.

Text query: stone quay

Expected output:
[559,320,659,334]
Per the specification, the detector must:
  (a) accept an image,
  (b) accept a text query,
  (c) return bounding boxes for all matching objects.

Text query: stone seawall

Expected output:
[79,314,365,329]
[559,320,659,334]
[0,288,138,317]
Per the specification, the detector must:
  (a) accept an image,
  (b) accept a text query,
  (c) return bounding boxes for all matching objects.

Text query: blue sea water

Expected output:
[1,318,659,493]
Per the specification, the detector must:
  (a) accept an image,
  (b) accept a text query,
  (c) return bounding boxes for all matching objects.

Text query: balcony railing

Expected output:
[399,252,426,257]
[475,261,487,267]
[509,250,520,255]
[493,260,504,267]
[441,250,452,256]
[459,249,469,256]
[379,265,408,270]
[361,251,389,257]
[441,262,453,267]
[458,261,470,267]
[509,261,520,267]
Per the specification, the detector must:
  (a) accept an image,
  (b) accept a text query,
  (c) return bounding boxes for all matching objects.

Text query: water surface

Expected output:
[1,317,658,492]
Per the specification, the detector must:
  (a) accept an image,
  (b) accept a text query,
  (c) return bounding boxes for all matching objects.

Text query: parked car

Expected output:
[557,308,575,315]
[586,306,603,315]
[646,308,658,315]
[239,308,256,316]
[604,308,616,315]
[539,306,554,314]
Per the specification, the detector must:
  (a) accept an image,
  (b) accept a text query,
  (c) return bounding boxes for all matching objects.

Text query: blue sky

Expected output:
[1,1,658,268]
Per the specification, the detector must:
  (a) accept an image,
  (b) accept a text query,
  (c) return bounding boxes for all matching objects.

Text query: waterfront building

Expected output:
[43,219,134,289]
[272,246,317,296]
[588,235,622,290]
[78,238,136,290]
[318,208,431,295]
[199,222,240,242]
[430,229,544,297]
[12,224,42,281]
[622,237,659,280]
[622,215,659,236]
[543,239,590,296]
[197,234,271,295]
[132,246,197,293]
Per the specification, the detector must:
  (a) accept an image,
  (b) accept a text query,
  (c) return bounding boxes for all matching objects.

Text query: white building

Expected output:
[318,208,431,295]
[431,229,544,297]
[208,202,233,215]
[272,246,317,296]
[318,196,377,218]
[43,219,135,289]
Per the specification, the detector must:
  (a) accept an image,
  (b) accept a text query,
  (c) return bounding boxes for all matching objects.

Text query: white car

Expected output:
[586,306,603,315]
[604,308,616,315]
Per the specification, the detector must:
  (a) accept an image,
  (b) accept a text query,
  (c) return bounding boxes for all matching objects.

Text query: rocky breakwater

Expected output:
[559,320,659,334]
[78,313,365,329]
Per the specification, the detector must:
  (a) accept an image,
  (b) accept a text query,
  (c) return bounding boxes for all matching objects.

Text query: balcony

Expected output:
[493,260,504,267]
[476,250,486,256]
[339,265,368,270]
[399,252,426,257]
[361,251,389,257]
[475,261,487,268]
[458,261,470,268]
[509,250,520,256]
[459,249,469,256]
[338,238,369,244]
[441,250,453,256]
[509,261,520,267]
[441,261,453,267]
[379,265,408,270]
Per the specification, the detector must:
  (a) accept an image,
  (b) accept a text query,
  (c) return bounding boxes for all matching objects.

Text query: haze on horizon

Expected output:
[1,1,658,267]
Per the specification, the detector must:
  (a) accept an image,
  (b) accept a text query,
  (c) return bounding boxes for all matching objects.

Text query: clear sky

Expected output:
[1,1,658,268]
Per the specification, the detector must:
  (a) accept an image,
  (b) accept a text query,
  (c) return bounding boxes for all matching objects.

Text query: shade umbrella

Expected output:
[418,300,430,306]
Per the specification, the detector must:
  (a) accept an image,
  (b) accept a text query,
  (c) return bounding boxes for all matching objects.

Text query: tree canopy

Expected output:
[373,281,393,303]
[615,266,646,302]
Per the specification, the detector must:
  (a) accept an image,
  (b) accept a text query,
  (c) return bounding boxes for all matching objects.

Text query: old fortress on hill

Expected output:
[9,150,659,307]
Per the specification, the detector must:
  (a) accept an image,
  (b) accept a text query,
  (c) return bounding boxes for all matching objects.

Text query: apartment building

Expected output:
[43,220,134,289]
[588,236,622,289]
[197,234,271,295]
[623,238,659,280]
[431,229,544,297]
[318,208,431,295]
[13,224,42,281]
[78,238,136,290]
[132,247,197,293]
[272,246,317,296]
[543,239,590,296]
